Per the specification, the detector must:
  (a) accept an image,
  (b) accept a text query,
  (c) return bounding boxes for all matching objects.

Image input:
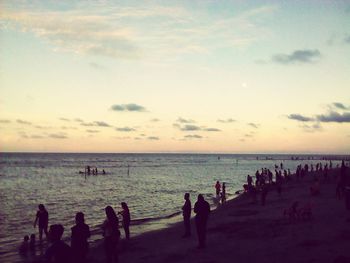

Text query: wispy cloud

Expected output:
[86,129,100,133]
[0,3,277,60]
[0,119,11,123]
[178,124,201,131]
[111,103,146,112]
[16,119,32,125]
[176,117,195,124]
[147,136,159,140]
[116,127,136,132]
[59,117,70,122]
[150,118,160,122]
[272,49,321,64]
[49,133,68,139]
[202,128,221,132]
[184,134,202,139]
[300,123,323,133]
[287,114,314,122]
[247,122,259,128]
[81,121,111,127]
[89,62,105,69]
[74,118,84,123]
[332,102,348,110]
[217,118,236,123]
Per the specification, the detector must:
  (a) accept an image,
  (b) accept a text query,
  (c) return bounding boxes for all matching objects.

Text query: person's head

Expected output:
[38,204,45,211]
[223,183,226,187]
[184,193,190,200]
[121,202,128,210]
[197,194,204,202]
[30,234,35,241]
[24,235,29,242]
[75,212,85,224]
[105,206,117,221]
[216,181,219,184]
[49,224,64,242]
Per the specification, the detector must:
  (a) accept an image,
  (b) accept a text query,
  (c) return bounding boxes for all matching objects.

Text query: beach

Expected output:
[85,167,350,263]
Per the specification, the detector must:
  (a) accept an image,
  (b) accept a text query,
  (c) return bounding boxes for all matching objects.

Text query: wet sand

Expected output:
[85,168,350,263]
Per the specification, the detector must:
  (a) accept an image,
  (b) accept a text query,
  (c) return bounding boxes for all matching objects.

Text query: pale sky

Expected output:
[0,0,349,153]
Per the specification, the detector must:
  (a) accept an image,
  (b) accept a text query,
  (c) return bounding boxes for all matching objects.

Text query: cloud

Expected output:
[316,111,350,123]
[61,126,77,130]
[217,118,236,123]
[150,118,160,122]
[111,103,146,112]
[94,121,111,127]
[332,102,348,110]
[147,136,159,140]
[202,128,221,132]
[31,135,44,139]
[81,121,111,127]
[59,117,70,122]
[184,134,203,139]
[16,119,32,125]
[0,119,11,123]
[272,49,321,64]
[244,134,253,138]
[300,123,323,133]
[49,133,68,139]
[0,3,278,60]
[179,124,201,131]
[86,129,100,133]
[74,118,84,122]
[247,122,259,128]
[176,117,195,123]
[287,114,314,122]
[116,127,136,132]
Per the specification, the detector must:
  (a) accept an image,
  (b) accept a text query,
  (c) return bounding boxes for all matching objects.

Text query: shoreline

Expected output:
[86,167,350,263]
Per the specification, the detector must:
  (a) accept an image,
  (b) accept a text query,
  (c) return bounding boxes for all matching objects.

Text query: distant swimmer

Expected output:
[102,169,106,175]
[34,204,49,242]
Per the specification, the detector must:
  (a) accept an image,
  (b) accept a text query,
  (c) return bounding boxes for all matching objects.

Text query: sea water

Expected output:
[0,153,343,262]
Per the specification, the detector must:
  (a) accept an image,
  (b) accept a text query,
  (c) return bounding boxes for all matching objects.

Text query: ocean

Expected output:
[0,153,344,262]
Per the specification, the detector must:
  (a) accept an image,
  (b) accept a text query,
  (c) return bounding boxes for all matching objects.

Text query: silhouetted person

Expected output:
[119,202,131,239]
[215,181,221,196]
[45,224,73,263]
[221,183,226,203]
[29,234,36,255]
[87,166,91,175]
[34,204,49,241]
[182,193,191,237]
[19,235,29,257]
[194,194,210,248]
[103,169,106,175]
[102,206,120,263]
[71,212,90,263]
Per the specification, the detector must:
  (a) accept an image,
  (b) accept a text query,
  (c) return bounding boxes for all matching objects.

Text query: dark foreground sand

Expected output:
[84,168,350,263]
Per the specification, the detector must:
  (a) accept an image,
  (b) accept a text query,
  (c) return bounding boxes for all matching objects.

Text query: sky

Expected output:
[0,0,349,154]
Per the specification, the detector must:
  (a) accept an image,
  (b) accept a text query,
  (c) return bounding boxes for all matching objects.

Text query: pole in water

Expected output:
[127,164,130,176]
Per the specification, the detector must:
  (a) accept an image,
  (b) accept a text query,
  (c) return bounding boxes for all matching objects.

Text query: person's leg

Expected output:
[39,227,43,241]
[43,225,48,239]
[124,224,130,239]
[185,217,191,236]
[104,238,112,263]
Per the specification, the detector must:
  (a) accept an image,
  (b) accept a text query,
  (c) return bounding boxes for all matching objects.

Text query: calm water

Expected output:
[0,153,343,262]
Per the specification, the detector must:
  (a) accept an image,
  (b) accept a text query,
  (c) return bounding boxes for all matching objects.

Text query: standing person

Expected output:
[102,206,120,263]
[33,204,49,242]
[182,193,191,238]
[221,183,226,204]
[194,194,210,248]
[71,212,90,263]
[215,181,221,196]
[45,224,73,263]
[119,202,131,239]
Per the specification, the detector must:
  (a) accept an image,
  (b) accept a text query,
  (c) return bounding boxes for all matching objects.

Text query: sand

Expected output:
[82,167,350,263]
[21,167,350,263]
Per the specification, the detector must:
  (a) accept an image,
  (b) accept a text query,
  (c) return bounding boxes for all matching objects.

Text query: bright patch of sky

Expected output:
[0,0,349,153]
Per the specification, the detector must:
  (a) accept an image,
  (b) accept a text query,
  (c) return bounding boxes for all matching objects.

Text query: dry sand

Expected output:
[85,168,350,263]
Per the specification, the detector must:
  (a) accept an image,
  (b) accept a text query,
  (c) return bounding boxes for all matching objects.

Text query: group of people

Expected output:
[83,166,106,175]
[20,202,130,263]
